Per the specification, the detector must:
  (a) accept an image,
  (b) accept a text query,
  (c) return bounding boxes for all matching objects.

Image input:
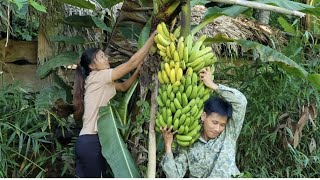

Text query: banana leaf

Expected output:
[138,17,152,49]
[36,51,79,78]
[60,0,95,10]
[98,105,140,178]
[236,39,309,78]
[307,74,320,91]
[116,78,138,126]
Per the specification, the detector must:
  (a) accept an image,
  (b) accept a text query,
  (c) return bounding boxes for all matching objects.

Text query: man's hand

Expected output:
[160,125,177,154]
[199,67,218,90]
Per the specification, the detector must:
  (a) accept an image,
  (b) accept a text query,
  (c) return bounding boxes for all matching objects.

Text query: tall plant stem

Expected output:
[209,0,305,17]
[147,73,158,178]
[181,0,191,37]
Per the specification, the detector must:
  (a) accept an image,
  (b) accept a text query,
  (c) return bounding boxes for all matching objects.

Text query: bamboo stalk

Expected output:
[209,0,306,18]
[147,73,158,178]
[5,3,10,47]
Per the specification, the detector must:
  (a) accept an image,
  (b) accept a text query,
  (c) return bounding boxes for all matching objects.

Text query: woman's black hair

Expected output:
[73,48,100,121]
[203,96,232,119]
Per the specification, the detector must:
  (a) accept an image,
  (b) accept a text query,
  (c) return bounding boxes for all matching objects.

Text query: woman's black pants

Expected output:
[75,134,112,178]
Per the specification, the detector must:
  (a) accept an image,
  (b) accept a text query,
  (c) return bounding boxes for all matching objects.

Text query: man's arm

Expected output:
[215,84,247,139]
[160,126,189,177]
[161,150,189,178]
[199,67,247,140]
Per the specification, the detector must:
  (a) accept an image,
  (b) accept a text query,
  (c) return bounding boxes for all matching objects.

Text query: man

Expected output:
[160,67,247,178]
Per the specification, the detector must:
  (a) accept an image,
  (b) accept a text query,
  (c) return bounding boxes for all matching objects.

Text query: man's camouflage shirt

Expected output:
[161,84,247,178]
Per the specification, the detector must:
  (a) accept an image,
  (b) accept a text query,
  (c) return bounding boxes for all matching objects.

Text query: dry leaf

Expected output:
[309,138,316,153]
[293,111,309,148]
[278,113,290,120]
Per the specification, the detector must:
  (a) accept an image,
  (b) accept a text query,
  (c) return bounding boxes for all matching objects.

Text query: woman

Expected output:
[73,32,156,177]
[160,67,247,178]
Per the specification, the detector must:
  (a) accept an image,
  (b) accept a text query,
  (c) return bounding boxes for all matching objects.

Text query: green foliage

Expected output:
[0,83,72,177]
[214,58,320,177]
[36,51,79,79]
[59,15,111,32]
[59,0,95,10]
[96,0,124,9]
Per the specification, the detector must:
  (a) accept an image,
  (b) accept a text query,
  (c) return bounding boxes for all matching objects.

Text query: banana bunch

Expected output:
[154,22,217,147]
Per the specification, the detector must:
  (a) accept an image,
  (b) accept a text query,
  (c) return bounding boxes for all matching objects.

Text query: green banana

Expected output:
[174,98,182,109]
[177,139,189,147]
[167,116,173,127]
[158,114,166,127]
[176,92,182,104]
[191,73,198,85]
[176,134,192,141]
[170,91,175,101]
[173,118,179,131]
[184,117,191,127]
[181,105,191,114]
[174,109,182,120]
[162,107,167,120]
[179,114,187,126]
[183,126,189,134]
[161,91,168,103]
[178,125,185,134]
[166,108,172,119]
[187,99,196,107]
[189,85,198,99]
[173,25,181,38]
[183,46,189,63]
[185,85,193,98]
[165,99,170,107]
[170,101,177,113]
[193,62,205,72]
[179,85,185,94]
[190,105,198,116]
[195,46,212,59]
[181,93,188,107]
[157,96,164,107]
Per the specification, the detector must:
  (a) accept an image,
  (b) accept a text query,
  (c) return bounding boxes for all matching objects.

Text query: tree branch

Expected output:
[209,0,306,18]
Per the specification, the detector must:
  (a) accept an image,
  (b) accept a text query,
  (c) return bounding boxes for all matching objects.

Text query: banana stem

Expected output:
[181,0,191,37]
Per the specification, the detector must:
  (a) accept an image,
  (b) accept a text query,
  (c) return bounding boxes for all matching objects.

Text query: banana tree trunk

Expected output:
[147,73,158,178]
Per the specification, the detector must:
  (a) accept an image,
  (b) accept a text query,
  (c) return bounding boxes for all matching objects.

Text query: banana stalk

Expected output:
[180,0,191,37]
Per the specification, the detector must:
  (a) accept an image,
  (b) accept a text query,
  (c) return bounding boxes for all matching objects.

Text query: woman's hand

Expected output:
[161,125,177,154]
[199,67,218,90]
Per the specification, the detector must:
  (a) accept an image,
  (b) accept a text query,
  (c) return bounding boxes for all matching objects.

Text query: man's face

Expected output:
[201,112,228,141]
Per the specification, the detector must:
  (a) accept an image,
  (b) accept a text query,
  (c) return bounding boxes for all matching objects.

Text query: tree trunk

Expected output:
[147,73,158,178]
